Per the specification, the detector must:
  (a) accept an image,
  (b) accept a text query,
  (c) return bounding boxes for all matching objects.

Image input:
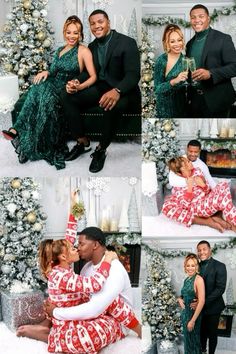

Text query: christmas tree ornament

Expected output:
[23,0,31,9]
[21,190,31,199]
[42,38,51,48]
[26,212,36,223]
[40,212,48,220]
[37,31,46,41]
[32,10,40,18]
[142,70,152,82]
[163,121,172,132]
[11,178,22,189]
[6,203,17,215]
[1,264,13,274]
[32,222,42,232]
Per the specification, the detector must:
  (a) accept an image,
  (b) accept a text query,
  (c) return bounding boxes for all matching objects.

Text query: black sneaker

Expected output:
[89,148,107,173]
[65,142,91,161]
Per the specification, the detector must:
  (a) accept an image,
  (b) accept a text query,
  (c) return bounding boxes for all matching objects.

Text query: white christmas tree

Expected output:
[0,177,47,291]
[142,119,180,186]
[118,199,129,233]
[128,188,140,232]
[128,8,138,42]
[141,27,156,118]
[0,0,54,94]
[142,247,181,341]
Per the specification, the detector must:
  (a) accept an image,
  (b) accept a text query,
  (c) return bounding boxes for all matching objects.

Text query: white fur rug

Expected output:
[142,214,236,238]
[0,138,141,177]
[0,322,141,354]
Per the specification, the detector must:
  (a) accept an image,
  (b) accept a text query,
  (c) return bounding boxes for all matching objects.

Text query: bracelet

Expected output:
[114,87,121,94]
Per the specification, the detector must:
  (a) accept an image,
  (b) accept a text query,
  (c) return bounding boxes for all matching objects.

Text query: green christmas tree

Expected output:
[142,118,180,186]
[0,0,54,94]
[142,246,181,341]
[141,27,156,118]
[0,177,47,291]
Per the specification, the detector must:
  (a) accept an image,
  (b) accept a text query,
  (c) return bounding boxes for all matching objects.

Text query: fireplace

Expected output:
[217,312,234,337]
[200,138,236,178]
[74,244,141,287]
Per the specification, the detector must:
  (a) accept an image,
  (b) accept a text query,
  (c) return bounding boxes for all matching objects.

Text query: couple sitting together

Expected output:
[162,140,236,233]
[16,192,141,353]
[2,9,141,173]
[179,241,227,354]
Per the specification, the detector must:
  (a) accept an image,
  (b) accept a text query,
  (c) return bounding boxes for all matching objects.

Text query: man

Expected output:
[62,9,141,173]
[169,139,216,190]
[186,4,236,117]
[196,240,227,354]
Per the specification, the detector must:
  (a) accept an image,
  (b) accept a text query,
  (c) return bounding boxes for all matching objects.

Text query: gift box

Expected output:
[1,289,45,331]
[156,340,179,354]
[0,74,19,113]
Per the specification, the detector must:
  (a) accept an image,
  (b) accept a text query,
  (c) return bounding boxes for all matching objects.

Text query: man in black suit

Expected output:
[186,4,236,117]
[62,10,140,173]
[196,240,227,354]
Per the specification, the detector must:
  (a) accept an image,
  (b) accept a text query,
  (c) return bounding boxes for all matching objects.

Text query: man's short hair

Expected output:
[89,9,109,20]
[197,240,211,249]
[190,4,209,16]
[187,140,201,149]
[79,227,106,246]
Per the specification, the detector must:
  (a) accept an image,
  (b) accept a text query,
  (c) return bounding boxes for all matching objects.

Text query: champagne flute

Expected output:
[181,57,189,86]
[188,57,197,86]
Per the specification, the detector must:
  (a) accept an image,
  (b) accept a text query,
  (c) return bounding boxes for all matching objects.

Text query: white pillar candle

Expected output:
[220,127,228,138]
[110,219,118,232]
[228,128,235,138]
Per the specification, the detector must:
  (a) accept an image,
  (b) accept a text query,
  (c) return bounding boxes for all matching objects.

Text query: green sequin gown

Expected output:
[12,45,80,170]
[181,274,202,354]
[154,53,187,118]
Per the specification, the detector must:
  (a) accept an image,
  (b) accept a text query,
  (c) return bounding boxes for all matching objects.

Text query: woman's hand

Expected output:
[33,71,49,84]
[194,176,206,188]
[171,71,188,86]
[187,319,195,331]
[71,189,79,208]
[177,297,185,309]
[104,250,118,263]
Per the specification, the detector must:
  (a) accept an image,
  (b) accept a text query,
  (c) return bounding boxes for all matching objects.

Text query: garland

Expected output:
[200,139,236,152]
[142,237,236,258]
[142,1,236,28]
[106,232,141,246]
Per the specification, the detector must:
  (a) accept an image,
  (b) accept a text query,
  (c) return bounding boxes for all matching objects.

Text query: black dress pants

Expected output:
[60,82,130,150]
[200,313,221,354]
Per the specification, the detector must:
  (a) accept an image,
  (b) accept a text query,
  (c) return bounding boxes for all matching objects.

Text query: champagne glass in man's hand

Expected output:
[188,57,198,86]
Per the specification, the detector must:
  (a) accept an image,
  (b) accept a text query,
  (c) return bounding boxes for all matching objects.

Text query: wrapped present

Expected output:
[0,74,19,113]
[156,340,179,354]
[1,289,45,331]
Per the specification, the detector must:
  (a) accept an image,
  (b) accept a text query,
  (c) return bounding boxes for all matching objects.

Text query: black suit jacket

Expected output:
[186,28,236,113]
[200,257,227,315]
[88,30,140,96]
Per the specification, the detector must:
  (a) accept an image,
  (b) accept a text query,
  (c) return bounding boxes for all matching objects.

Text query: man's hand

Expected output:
[190,298,198,310]
[44,298,56,319]
[192,68,211,81]
[187,319,195,332]
[99,89,120,111]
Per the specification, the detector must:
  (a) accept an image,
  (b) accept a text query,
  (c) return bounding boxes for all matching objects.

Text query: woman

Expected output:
[154,24,188,118]
[162,157,236,232]
[17,192,141,353]
[2,16,96,170]
[178,253,205,354]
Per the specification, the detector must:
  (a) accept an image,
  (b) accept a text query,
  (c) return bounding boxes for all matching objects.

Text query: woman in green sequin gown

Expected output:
[4,16,96,169]
[178,254,205,354]
[154,24,188,118]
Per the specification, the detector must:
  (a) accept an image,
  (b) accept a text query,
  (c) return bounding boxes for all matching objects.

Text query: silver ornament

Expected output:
[1,264,12,274]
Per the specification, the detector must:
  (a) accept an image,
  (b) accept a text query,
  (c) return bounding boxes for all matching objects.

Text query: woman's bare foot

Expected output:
[16,324,49,342]
[212,216,232,230]
[192,216,225,233]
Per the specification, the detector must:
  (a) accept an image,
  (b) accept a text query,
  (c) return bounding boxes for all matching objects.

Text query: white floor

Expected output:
[0,138,141,177]
[0,322,141,354]
[142,214,236,238]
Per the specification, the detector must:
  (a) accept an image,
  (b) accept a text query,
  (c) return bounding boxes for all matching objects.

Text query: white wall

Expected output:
[37,177,141,238]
